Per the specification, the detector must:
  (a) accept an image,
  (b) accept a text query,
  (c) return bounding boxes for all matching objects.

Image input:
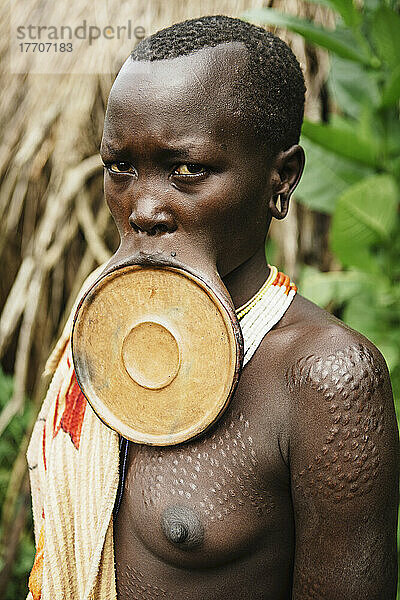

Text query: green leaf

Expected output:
[342,296,400,371]
[370,6,400,71]
[385,113,400,158]
[301,119,381,168]
[342,294,378,331]
[331,174,399,269]
[305,0,361,28]
[328,55,380,118]
[388,156,400,180]
[242,8,371,64]
[380,64,400,107]
[295,137,373,213]
[299,265,369,307]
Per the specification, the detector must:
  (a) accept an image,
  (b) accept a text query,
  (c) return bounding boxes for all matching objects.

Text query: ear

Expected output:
[268,145,305,220]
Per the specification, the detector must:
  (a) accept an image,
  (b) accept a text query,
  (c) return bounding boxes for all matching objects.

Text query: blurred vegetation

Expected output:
[246,0,400,594]
[246,0,400,399]
[0,0,398,596]
[0,368,35,599]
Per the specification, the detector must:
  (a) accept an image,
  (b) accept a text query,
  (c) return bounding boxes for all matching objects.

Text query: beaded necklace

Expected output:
[236,265,297,367]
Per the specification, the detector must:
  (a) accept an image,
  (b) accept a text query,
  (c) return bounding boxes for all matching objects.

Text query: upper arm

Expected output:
[287,338,399,599]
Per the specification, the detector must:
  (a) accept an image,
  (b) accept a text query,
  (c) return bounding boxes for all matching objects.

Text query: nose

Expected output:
[129,198,177,236]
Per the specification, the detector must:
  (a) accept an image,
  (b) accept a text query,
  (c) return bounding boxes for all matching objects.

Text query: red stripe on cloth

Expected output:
[42,426,47,471]
[55,371,87,449]
[52,389,60,436]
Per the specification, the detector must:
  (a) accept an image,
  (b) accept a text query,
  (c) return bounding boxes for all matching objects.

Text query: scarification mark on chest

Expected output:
[116,564,172,599]
[287,344,384,502]
[133,412,274,522]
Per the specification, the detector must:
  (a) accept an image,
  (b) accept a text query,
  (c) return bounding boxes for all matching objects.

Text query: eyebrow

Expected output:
[100,137,226,160]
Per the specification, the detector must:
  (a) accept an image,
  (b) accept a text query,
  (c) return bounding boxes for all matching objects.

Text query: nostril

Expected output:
[154,224,169,234]
[147,224,170,236]
[129,215,176,236]
[129,220,142,233]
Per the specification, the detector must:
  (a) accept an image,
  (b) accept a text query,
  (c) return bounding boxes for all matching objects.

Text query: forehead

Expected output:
[103,42,251,150]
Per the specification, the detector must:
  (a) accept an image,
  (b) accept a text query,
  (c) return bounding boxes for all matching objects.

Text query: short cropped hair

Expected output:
[131,15,305,154]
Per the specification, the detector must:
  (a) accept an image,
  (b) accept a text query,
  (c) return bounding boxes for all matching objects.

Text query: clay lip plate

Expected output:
[72,264,243,446]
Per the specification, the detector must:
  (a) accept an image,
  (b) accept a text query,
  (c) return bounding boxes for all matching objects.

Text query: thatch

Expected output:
[0,0,331,592]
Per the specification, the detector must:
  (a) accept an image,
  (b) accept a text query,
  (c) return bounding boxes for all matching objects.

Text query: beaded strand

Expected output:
[236,266,297,367]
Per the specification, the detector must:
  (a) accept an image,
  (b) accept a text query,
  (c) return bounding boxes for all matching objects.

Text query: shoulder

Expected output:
[278,293,395,440]
[260,293,391,405]
[278,294,398,505]
[275,293,390,396]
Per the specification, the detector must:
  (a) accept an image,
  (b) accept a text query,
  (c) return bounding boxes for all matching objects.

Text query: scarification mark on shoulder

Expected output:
[286,344,385,503]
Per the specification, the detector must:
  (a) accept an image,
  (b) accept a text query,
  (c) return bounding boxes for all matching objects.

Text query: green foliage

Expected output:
[331,174,398,269]
[370,6,400,71]
[381,64,400,108]
[296,137,373,213]
[0,369,35,598]
[0,371,32,503]
[301,118,382,167]
[300,266,369,306]
[245,0,400,593]
[328,54,380,117]
[5,523,35,600]
[242,7,373,64]
[306,0,362,27]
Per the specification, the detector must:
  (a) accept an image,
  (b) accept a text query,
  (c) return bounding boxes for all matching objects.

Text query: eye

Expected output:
[172,163,208,178]
[104,161,136,176]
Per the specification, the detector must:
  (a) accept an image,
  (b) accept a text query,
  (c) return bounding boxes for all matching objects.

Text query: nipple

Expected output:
[161,505,204,550]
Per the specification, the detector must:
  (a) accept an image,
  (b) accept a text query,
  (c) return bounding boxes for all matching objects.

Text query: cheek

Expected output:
[196,177,268,238]
[203,180,270,274]
[104,178,132,235]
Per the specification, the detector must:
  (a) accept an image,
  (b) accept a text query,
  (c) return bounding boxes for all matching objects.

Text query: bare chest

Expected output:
[116,383,292,566]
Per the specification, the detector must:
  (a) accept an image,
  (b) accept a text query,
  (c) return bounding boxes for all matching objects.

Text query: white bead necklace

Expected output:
[236,265,297,367]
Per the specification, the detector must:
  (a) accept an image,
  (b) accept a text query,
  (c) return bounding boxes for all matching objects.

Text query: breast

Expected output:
[120,409,285,569]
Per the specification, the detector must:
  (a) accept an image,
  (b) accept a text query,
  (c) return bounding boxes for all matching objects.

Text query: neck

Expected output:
[222,244,270,309]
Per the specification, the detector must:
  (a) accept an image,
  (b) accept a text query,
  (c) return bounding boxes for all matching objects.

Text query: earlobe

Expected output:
[269,193,290,220]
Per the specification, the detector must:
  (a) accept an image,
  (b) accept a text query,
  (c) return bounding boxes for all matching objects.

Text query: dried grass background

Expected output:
[0,0,331,593]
